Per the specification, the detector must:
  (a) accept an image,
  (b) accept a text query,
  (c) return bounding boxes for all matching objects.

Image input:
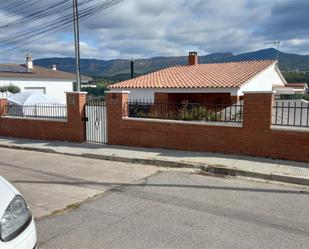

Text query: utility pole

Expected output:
[72,0,81,92]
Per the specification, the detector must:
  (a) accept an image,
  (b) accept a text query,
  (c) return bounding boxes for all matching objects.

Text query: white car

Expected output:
[0,177,37,249]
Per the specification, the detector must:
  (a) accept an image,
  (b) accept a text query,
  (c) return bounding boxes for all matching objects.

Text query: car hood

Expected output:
[0,177,17,216]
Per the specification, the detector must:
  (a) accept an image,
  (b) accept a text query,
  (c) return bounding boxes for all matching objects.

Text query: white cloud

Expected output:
[0,0,308,63]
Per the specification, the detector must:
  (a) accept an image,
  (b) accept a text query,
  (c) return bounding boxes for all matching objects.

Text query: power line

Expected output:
[0,0,124,52]
[0,0,96,31]
[0,0,124,53]
[0,0,70,31]
[0,0,44,17]
[0,0,120,45]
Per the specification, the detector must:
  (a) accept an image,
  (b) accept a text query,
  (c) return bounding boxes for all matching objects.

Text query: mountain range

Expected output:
[34,48,309,78]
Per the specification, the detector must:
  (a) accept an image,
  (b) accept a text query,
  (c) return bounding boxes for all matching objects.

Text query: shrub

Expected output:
[282,94,309,101]
[178,104,220,121]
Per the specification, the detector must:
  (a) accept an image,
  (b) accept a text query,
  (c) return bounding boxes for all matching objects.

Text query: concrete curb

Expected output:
[206,165,309,186]
[0,143,203,169]
[81,153,202,169]
[0,143,309,187]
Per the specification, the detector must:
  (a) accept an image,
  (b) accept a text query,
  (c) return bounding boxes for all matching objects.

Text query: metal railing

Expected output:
[272,100,309,127]
[86,99,106,106]
[86,96,105,105]
[2,104,67,119]
[125,101,243,123]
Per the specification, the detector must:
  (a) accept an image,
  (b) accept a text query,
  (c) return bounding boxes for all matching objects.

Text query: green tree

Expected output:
[0,84,21,96]
[7,84,21,94]
[282,71,309,86]
[0,86,9,97]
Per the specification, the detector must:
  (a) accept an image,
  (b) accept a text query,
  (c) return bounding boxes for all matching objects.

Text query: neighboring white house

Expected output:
[109,52,291,103]
[0,54,92,103]
[284,83,308,94]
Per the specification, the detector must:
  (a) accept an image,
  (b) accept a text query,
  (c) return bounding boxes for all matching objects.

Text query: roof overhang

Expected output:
[110,87,241,96]
[274,63,287,85]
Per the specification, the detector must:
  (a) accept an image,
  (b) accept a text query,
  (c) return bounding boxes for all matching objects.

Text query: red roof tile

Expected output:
[109,60,275,89]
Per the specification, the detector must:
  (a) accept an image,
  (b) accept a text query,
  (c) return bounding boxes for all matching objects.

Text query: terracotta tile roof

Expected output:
[109,60,275,89]
[0,64,92,82]
[286,83,307,88]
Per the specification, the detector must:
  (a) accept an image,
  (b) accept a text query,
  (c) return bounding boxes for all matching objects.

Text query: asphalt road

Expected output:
[37,171,309,249]
[0,147,158,218]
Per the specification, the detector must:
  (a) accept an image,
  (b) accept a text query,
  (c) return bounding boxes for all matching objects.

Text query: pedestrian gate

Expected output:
[85,100,107,143]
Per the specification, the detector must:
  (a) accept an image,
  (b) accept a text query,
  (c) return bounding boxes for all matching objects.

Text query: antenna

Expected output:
[264,40,280,62]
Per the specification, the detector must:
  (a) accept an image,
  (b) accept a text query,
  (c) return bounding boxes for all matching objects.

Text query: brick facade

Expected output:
[107,91,309,163]
[154,92,240,105]
[0,92,87,142]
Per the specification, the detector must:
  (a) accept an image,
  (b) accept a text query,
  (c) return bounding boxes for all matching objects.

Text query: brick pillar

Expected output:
[243,92,273,131]
[106,91,129,145]
[66,92,87,142]
[0,98,8,116]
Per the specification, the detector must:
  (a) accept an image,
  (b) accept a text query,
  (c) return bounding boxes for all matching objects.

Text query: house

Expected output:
[109,52,287,104]
[0,54,92,103]
[273,83,308,97]
[285,83,308,94]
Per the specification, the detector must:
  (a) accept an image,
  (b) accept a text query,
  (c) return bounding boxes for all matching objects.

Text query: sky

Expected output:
[0,0,308,62]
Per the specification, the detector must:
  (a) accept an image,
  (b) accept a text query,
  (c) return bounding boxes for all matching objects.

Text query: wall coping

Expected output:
[0,116,67,122]
[271,125,309,133]
[123,117,243,128]
[65,91,88,95]
[107,90,131,94]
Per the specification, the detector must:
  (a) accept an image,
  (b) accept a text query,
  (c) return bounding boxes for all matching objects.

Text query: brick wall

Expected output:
[107,91,309,163]
[0,92,87,142]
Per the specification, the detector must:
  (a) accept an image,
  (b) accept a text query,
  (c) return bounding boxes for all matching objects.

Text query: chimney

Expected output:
[26,52,33,72]
[188,51,198,66]
[52,64,57,71]
[130,58,134,79]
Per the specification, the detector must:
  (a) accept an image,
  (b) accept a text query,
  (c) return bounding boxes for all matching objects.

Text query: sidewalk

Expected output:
[0,136,309,186]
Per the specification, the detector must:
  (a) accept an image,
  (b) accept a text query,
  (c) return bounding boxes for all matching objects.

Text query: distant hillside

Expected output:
[34,48,309,79]
[34,52,233,77]
[222,48,309,71]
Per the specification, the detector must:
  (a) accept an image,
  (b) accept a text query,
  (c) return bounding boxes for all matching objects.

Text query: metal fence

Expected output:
[125,101,244,123]
[272,100,309,127]
[2,104,67,119]
[85,100,107,144]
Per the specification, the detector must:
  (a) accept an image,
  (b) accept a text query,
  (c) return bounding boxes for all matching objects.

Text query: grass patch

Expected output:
[66,202,81,209]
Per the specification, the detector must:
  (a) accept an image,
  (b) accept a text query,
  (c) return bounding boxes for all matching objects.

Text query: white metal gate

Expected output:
[85,101,107,143]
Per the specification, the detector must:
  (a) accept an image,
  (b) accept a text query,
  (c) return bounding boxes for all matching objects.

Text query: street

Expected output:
[0,147,158,218]
[0,148,309,249]
[38,172,309,249]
